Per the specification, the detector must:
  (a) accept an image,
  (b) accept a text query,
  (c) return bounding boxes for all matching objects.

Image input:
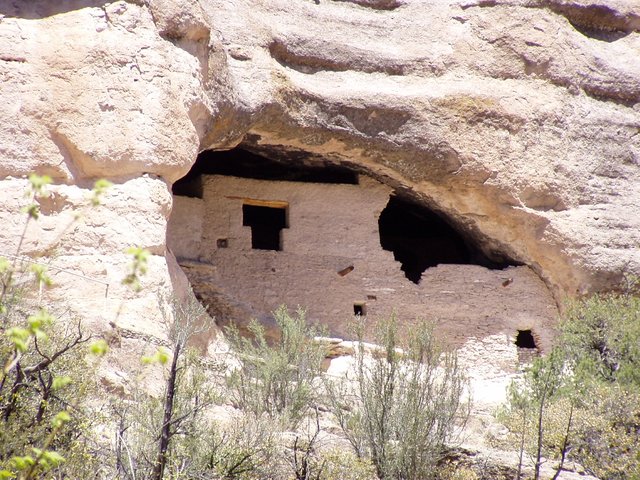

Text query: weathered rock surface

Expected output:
[1,1,638,475]
[1,0,638,327]
[201,0,640,297]
[170,174,558,358]
[0,0,228,343]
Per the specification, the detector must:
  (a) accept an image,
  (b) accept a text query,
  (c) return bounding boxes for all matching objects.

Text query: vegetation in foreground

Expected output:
[326,316,470,480]
[498,278,640,480]
[0,292,469,479]
[0,176,470,479]
[3,175,639,479]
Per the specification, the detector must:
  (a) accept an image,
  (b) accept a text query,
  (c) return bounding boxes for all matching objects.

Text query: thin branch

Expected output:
[551,403,574,480]
[23,327,90,376]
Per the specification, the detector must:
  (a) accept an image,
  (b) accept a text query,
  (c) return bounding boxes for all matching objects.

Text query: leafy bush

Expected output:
[199,415,281,480]
[327,316,470,480]
[317,448,377,480]
[0,175,110,479]
[561,286,640,386]
[0,311,102,479]
[226,306,326,426]
[110,295,219,480]
[500,281,640,480]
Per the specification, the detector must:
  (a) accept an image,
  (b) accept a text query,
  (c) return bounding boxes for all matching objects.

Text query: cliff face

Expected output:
[0,0,639,343]
[0,0,222,341]
[201,0,640,297]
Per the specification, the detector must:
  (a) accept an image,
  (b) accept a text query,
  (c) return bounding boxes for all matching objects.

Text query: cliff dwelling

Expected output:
[167,148,557,354]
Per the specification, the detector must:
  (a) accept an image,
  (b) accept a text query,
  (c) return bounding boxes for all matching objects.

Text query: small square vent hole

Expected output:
[353,303,366,317]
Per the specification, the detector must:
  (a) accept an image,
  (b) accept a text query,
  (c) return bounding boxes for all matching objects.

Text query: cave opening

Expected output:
[172,148,359,198]
[515,329,537,349]
[172,146,518,284]
[166,145,554,353]
[378,195,511,284]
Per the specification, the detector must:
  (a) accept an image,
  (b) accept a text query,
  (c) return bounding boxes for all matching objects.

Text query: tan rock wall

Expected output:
[0,175,174,339]
[167,196,204,260]
[202,0,640,296]
[0,0,226,346]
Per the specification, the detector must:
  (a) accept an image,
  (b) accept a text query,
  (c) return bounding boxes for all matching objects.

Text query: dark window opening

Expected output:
[354,303,366,316]
[172,148,358,197]
[366,295,377,301]
[378,195,514,284]
[217,238,228,248]
[515,329,537,349]
[243,203,288,251]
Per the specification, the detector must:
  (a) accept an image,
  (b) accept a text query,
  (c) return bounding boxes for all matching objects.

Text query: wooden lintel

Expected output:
[226,196,289,209]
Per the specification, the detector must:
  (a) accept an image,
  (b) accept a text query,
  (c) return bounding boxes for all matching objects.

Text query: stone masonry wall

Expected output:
[168,174,558,362]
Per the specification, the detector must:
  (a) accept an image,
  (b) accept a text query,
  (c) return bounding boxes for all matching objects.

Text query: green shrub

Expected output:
[0,308,102,479]
[561,286,640,386]
[500,281,640,480]
[110,295,219,480]
[318,448,377,480]
[327,316,470,480]
[226,306,326,427]
[200,416,281,480]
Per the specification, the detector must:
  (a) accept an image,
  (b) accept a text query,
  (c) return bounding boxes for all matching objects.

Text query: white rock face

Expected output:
[0,0,638,387]
[0,0,229,342]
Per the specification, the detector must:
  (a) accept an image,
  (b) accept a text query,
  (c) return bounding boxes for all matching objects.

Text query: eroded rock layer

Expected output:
[203,0,640,297]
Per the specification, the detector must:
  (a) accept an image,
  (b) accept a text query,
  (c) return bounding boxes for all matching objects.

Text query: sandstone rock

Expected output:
[1,0,637,318]
[0,0,225,358]
[0,0,638,434]
[201,0,640,297]
[147,0,210,42]
[0,0,220,182]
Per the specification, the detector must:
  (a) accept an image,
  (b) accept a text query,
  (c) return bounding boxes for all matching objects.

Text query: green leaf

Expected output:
[89,339,109,357]
[124,246,150,266]
[157,347,169,365]
[122,246,150,291]
[39,451,65,469]
[52,376,72,390]
[0,470,16,479]
[9,456,34,471]
[6,327,31,353]
[93,178,113,190]
[28,173,52,193]
[51,410,71,428]
[27,309,54,337]
[21,204,40,219]
[0,257,10,274]
[30,264,53,287]
[90,179,112,206]
[142,347,169,365]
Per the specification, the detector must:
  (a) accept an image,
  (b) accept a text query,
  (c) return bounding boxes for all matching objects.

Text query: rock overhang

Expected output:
[196,0,640,297]
[0,0,638,346]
